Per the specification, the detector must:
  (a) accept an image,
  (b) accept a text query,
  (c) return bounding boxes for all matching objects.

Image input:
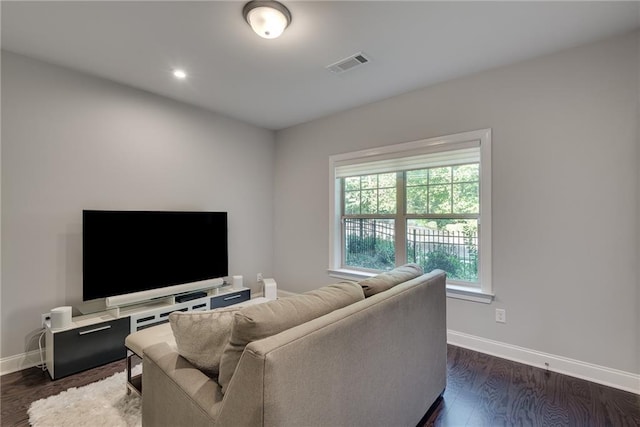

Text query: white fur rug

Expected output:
[28,368,141,427]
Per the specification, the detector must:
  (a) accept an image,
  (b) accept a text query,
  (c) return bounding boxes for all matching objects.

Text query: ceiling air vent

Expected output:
[326,52,370,74]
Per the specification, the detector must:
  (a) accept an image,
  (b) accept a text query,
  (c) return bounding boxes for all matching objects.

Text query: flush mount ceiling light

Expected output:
[172,69,187,80]
[243,0,291,39]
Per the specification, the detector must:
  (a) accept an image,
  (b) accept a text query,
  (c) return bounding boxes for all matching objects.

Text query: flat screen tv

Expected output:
[83,210,228,301]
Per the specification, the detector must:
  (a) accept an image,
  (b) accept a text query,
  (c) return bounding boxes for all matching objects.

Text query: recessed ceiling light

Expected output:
[173,69,187,80]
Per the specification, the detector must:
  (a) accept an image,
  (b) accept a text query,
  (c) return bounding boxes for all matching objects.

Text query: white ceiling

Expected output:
[2,1,639,130]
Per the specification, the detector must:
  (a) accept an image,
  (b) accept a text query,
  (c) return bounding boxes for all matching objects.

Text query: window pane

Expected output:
[428,184,452,214]
[344,218,395,271]
[361,175,378,189]
[453,182,479,214]
[378,173,396,188]
[429,167,451,185]
[344,191,360,214]
[360,190,377,214]
[378,188,396,214]
[343,173,398,215]
[453,164,479,183]
[344,176,360,191]
[406,186,428,214]
[407,169,428,186]
[406,219,478,283]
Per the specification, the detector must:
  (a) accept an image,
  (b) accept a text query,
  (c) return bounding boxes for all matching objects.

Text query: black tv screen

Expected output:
[83,210,228,301]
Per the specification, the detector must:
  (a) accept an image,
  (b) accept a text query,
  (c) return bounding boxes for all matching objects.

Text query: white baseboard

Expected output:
[448,330,640,395]
[1,349,45,376]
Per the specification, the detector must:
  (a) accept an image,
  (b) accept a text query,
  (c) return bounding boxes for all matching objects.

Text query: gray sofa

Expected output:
[142,269,447,426]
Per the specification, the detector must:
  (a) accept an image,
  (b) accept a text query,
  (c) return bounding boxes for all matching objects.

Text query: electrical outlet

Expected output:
[257,273,263,283]
[495,308,506,323]
[41,312,51,328]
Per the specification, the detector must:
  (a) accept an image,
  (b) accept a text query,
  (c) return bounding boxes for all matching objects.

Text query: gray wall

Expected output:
[1,52,275,358]
[274,32,639,373]
[637,33,640,378]
[2,32,638,376]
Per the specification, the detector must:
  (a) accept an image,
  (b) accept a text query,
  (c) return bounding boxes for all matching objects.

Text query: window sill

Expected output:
[328,268,494,304]
[328,268,376,281]
[446,284,494,304]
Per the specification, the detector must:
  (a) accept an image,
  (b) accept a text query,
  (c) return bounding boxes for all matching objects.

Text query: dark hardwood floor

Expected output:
[1,358,126,426]
[423,346,640,426]
[2,345,639,426]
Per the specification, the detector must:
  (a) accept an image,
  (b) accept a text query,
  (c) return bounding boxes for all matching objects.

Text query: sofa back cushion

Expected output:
[358,263,423,297]
[218,281,365,393]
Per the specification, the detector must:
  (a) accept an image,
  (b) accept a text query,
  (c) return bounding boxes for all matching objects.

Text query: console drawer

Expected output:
[210,289,250,309]
[49,317,130,379]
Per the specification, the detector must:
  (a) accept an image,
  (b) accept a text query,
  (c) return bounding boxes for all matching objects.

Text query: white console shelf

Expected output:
[46,286,250,379]
[124,286,242,332]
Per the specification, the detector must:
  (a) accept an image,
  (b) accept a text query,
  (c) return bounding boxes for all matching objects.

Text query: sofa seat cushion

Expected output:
[358,263,423,297]
[126,322,176,357]
[218,281,365,393]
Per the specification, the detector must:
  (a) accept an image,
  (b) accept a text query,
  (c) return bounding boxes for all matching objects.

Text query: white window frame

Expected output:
[328,129,493,303]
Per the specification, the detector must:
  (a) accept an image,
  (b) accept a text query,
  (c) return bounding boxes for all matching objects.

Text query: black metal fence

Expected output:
[344,219,396,270]
[344,218,478,281]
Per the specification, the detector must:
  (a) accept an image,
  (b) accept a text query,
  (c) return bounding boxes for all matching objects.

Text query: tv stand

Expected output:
[45,286,250,379]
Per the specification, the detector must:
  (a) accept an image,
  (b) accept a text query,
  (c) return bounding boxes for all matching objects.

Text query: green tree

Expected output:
[423,247,461,277]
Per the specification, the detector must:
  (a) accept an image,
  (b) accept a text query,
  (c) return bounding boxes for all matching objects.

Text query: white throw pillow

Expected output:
[169,306,241,378]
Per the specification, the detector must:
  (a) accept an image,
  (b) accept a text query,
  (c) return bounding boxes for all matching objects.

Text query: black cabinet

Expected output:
[48,317,130,379]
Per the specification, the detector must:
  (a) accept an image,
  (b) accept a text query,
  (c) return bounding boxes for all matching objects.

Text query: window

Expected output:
[329,129,492,301]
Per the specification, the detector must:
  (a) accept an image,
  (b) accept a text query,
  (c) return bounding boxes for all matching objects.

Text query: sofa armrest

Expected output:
[142,342,223,427]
